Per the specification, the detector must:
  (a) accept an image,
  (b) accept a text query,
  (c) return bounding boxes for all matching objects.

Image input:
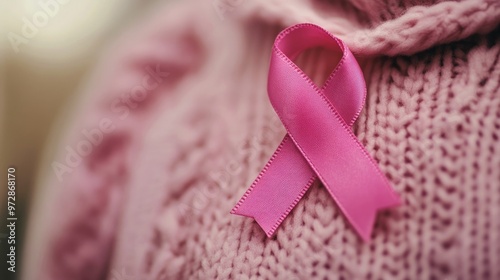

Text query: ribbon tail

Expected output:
[231,135,316,237]
[313,144,401,242]
[345,192,401,242]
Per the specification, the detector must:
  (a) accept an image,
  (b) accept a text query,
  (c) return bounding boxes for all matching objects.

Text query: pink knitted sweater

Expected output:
[23,0,500,279]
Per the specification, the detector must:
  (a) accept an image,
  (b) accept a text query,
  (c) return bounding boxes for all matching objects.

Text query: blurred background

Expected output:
[1,1,162,278]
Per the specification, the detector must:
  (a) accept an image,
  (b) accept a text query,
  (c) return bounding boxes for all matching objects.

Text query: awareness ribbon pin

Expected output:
[231,23,401,241]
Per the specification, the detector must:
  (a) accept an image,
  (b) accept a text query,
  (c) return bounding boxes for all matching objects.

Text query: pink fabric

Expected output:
[232,23,400,241]
[22,0,500,279]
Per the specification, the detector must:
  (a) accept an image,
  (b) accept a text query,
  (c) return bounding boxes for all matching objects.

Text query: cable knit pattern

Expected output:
[237,0,500,55]
[22,0,500,279]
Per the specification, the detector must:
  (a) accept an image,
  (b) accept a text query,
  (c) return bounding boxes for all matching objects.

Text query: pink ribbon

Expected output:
[231,23,401,241]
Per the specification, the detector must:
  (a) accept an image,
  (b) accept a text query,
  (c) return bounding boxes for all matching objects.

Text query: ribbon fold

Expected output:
[231,23,401,241]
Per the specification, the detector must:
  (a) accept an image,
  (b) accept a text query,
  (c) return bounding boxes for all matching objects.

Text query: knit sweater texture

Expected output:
[23,0,500,279]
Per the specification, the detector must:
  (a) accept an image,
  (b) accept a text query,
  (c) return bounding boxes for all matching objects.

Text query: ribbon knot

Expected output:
[231,23,401,241]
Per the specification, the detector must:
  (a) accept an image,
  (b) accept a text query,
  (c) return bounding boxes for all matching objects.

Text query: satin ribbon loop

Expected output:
[231,23,401,241]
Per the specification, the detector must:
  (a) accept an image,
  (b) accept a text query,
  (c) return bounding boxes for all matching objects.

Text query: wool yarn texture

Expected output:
[22,0,500,279]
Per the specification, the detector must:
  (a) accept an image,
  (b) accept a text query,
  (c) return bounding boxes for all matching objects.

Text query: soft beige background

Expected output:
[0,1,161,278]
